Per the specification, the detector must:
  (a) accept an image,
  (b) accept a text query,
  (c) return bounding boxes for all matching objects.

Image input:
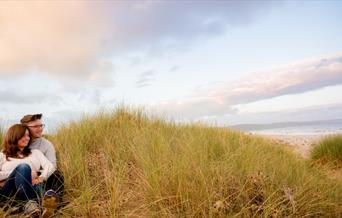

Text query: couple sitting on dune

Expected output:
[0,114,64,217]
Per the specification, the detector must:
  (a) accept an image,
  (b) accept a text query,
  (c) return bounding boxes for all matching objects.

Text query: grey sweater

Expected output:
[29,137,57,168]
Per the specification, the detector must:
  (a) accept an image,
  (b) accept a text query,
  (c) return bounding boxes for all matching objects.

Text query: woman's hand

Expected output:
[31,171,43,184]
[32,177,43,185]
[32,171,38,180]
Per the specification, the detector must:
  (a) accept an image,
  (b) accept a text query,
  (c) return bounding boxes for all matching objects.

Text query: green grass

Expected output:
[1,108,342,217]
[311,135,342,165]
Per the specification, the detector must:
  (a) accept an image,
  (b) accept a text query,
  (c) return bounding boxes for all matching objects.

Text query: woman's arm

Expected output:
[33,150,55,181]
[0,153,11,181]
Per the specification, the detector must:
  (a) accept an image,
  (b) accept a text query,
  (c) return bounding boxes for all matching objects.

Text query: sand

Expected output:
[254,133,342,181]
[256,134,332,158]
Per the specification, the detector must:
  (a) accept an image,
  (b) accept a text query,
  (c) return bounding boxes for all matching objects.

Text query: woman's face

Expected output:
[17,129,30,149]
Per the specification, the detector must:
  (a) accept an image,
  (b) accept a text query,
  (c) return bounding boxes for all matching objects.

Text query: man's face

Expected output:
[27,119,44,138]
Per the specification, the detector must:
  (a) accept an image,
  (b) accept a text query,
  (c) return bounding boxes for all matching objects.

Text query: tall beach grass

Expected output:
[1,108,342,217]
[52,108,342,217]
[311,135,342,166]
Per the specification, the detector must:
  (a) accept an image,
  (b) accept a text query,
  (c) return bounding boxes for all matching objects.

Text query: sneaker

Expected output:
[42,189,58,218]
[23,200,41,217]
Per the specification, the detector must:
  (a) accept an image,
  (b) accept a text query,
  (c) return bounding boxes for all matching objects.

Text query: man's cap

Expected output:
[20,114,43,124]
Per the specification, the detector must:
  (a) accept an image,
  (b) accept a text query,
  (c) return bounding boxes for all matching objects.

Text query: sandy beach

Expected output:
[256,133,334,158]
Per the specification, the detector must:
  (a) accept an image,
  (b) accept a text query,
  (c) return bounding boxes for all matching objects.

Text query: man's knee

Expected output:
[49,169,64,183]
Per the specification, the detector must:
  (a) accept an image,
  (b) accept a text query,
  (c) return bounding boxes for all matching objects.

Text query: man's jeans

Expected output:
[44,169,64,203]
[0,163,41,202]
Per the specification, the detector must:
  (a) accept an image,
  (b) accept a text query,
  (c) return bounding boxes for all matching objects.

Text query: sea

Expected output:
[230,119,342,135]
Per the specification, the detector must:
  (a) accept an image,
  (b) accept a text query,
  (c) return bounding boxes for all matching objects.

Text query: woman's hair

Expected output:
[2,124,31,160]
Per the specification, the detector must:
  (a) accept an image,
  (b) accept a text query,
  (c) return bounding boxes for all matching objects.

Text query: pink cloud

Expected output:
[155,53,342,119]
[0,1,275,84]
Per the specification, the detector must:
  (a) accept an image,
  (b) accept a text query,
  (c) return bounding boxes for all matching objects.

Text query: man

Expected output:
[20,114,56,168]
[20,114,64,215]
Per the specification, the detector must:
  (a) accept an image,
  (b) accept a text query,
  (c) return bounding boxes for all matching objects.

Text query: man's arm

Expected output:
[34,150,55,182]
[42,139,57,168]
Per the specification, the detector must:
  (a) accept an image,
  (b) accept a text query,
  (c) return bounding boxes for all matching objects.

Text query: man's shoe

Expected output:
[42,189,58,218]
[23,200,41,217]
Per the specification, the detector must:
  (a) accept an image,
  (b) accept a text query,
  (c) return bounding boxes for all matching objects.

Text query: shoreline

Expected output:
[252,133,339,158]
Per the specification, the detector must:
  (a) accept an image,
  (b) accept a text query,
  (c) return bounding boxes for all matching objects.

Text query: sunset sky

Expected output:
[1,1,342,130]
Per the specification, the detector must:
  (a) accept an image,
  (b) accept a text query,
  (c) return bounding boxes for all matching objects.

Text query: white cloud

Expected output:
[0,2,114,84]
[0,1,276,83]
[136,70,156,88]
[0,90,63,105]
[169,65,180,72]
[78,89,102,106]
[225,103,342,125]
[154,53,342,120]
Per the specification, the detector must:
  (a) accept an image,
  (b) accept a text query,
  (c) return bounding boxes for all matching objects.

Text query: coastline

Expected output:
[252,132,339,158]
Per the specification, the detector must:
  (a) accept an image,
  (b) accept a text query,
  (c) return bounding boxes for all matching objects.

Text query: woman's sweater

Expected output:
[0,149,55,181]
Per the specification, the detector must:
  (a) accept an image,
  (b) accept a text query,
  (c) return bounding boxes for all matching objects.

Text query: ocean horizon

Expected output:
[230,119,342,135]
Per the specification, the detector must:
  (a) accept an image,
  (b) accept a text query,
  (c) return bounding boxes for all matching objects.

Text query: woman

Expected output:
[0,124,55,216]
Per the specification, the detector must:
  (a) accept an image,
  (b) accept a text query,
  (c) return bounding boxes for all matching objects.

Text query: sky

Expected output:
[0,0,342,131]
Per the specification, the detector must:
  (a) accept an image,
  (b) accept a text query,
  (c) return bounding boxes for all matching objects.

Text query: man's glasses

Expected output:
[27,124,45,129]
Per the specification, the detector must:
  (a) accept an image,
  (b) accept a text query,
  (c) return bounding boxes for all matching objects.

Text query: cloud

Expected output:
[0,90,63,105]
[225,103,342,126]
[119,1,277,45]
[169,65,180,72]
[78,89,102,105]
[0,1,276,83]
[154,53,342,119]
[216,54,342,104]
[0,2,114,84]
[50,109,84,124]
[136,70,156,88]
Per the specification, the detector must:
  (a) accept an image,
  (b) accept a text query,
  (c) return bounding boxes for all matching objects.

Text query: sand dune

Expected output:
[258,134,329,158]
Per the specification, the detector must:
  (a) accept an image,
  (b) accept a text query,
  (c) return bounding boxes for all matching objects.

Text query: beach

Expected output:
[256,133,332,158]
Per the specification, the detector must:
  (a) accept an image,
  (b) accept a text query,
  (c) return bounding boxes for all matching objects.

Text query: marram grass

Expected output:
[311,134,342,166]
[1,108,342,217]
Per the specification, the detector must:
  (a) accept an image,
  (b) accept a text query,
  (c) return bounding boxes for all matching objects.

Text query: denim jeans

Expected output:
[44,169,64,200]
[0,163,42,202]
